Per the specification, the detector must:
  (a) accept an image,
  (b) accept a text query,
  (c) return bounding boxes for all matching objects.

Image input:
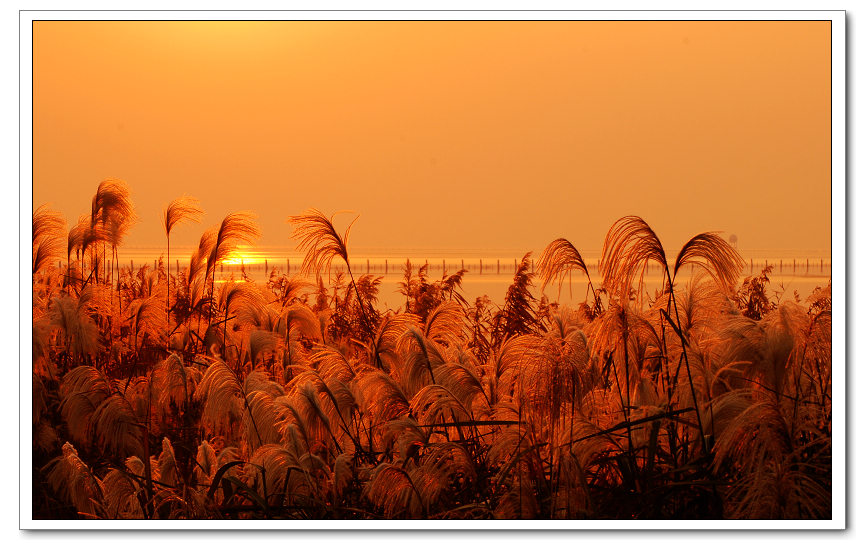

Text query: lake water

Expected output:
[114,246,833,310]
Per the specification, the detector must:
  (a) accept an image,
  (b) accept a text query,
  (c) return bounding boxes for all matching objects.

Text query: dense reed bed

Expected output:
[31,181,832,520]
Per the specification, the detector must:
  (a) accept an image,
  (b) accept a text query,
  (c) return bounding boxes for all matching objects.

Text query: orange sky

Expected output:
[32,20,831,253]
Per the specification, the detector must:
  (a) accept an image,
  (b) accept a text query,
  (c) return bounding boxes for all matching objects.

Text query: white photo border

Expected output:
[18,9,847,531]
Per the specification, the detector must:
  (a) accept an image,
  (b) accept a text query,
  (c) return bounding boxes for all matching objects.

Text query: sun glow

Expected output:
[222,247,265,266]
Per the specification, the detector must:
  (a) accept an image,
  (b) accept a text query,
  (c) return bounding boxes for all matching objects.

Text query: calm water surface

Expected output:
[116,246,833,309]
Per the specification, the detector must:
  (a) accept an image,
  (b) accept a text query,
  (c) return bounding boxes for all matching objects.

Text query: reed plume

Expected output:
[204,212,261,328]
[289,209,374,338]
[537,238,595,302]
[601,215,668,299]
[673,232,745,292]
[33,205,66,275]
[163,196,204,322]
[91,179,136,285]
[206,211,261,280]
[289,209,355,278]
[31,185,832,520]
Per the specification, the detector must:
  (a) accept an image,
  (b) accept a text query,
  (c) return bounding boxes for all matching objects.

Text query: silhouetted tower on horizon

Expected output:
[729,234,738,249]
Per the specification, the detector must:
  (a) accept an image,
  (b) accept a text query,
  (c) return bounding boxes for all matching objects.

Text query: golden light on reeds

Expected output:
[30,20,832,522]
[32,180,832,519]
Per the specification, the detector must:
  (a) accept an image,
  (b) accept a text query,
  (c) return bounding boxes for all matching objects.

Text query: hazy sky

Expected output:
[33,20,831,253]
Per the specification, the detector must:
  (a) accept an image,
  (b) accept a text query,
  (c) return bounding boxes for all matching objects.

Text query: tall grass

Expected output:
[31,189,831,520]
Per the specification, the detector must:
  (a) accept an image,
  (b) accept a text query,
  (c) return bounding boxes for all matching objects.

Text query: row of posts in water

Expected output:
[112,257,832,278]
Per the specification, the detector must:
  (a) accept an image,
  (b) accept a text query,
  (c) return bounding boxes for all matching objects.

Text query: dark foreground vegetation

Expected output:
[32,180,832,520]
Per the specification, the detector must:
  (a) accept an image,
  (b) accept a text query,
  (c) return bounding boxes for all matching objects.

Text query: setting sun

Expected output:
[28,16,838,525]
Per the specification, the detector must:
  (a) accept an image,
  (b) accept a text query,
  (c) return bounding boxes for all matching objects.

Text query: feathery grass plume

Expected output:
[80,216,109,256]
[348,444,474,519]
[275,303,323,366]
[67,215,89,263]
[807,284,832,315]
[91,179,135,231]
[204,210,261,288]
[48,294,103,363]
[494,481,541,520]
[32,317,53,375]
[45,442,104,518]
[381,417,428,460]
[68,214,106,279]
[370,312,421,371]
[482,335,541,404]
[245,443,325,509]
[289,209,356,278]
[356,370,411,425]
[424,300,467,347]
[365,462,424,518]
[333,452,354,500]
[279,303,322,340]
[219,281,267,321]
[544,306,583,340]
[163,195,204,238]
[501,334,564,415]
[354,273,383,308]
[308,346,358,383]
[310,377,360,452]
[33,372,50,427]
[34,419,60,458]
[289,364,358,414]
[129,296,167,353]
[665,273,737,338]
[737,302,810,395]
[91,179,136,285]
[601,215,669,299]
[288,209,376,337]
[272,401,314,456]
[122,376,154,430]
[151,354,201,414]
[195,440,218,486]
[267,271,311,306]
[33,205,66,275]
[243,391,288,451]
[249,330,280,368]
[194,360,245,438]
[409,384,475,428]
[59,366,114,448]
[244,369,286,399]
[156,437,179,487]
[492,253,541,346]
[189,227,217,288]
[214,280,268,357]
[528,328,594,426]
[801,310,831,407]
[711,387,831,519]
[100,468,144,519]
[440,269,469,308]
[90,394,145,460]
[589,302,662,447]
[396,327,448,395]
[673,232,745,292]
[69,214,109,284]
[432,360,490,416]
[411,442,477,514]
[590,302,660,371]
[537,238,592,295]
[163,196,204,320]
[294,382,345,454]
[91,179,136,248]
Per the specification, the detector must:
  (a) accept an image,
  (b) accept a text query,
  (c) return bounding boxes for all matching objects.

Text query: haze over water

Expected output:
[116,245,832,310]
[34,21,830,257]
[29,19,836,523]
